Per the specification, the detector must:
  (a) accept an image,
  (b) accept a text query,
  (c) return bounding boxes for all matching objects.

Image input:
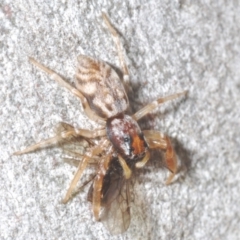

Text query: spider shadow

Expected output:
[174,138,192,182]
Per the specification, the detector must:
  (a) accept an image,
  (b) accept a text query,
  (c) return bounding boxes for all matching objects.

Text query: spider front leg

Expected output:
[143,130,177,185]
[29,58,106,125]
[13,126,106,155]
[63,139,110,204]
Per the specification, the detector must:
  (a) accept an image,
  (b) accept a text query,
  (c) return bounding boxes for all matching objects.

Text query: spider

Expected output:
[14,13,187,234]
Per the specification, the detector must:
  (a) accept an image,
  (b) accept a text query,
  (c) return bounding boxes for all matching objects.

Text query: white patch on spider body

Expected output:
[105,94,114,105]
[81,82,97,94]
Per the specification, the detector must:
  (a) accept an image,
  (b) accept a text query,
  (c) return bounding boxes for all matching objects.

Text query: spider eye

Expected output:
[123,136,130,143]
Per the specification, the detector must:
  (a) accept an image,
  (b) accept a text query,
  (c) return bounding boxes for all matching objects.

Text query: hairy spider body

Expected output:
[14,13,187,234]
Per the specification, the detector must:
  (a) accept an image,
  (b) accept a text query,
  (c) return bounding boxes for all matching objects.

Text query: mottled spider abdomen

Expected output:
[75,55,129,119]
[106,114,148,160]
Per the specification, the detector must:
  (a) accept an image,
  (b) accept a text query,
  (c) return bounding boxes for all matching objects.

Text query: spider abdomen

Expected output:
[75,55,129,119]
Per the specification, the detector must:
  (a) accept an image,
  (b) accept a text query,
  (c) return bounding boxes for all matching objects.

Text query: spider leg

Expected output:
[143,130,167,149]
[143,130,177,185]
[62,155,90,204]
[13,127,106,155]
[29,57,106,125]
[102,13,131,93]
[63,139,110,204]
[92,154,112,220]
[133,91,188,121]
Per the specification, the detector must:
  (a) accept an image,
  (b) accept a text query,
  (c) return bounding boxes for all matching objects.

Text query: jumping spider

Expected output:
[14,13,187,234]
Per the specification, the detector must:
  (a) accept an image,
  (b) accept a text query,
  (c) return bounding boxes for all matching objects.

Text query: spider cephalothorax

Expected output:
[106,114,148,161]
